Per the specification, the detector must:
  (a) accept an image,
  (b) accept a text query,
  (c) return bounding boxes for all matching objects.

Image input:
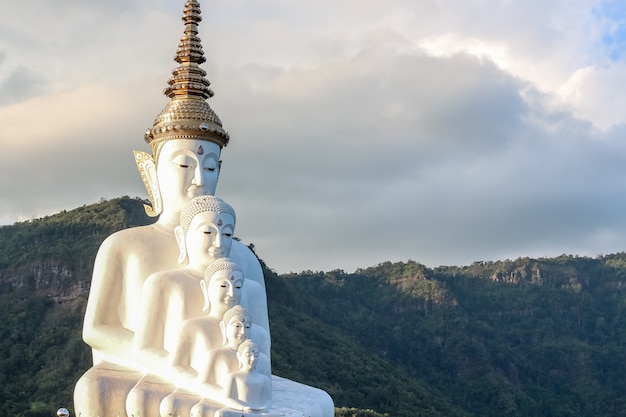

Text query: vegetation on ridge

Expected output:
[1,197,626,416]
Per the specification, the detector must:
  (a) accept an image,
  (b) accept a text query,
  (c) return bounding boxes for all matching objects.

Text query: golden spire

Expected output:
[145,0,229,152]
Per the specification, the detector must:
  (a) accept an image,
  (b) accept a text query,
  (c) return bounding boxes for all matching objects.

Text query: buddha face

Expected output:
[184,211,235,271]
[238,344,259,372]
[156,139,221,214]
[225,315,251,348]
[208,269,244,316]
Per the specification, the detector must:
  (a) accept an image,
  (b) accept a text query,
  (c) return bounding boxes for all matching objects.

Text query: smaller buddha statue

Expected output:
[189,306,269,417]
[126,195,240,417]
[132,195,238,365]
[160,259,269,417]
[217,340,272,416]
[171,259,270,374]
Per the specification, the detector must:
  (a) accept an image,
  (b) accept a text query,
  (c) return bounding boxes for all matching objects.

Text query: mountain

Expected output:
[1,196,626,417]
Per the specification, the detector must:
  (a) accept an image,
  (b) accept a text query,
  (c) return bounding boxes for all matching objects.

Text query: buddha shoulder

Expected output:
[98,224,173,252]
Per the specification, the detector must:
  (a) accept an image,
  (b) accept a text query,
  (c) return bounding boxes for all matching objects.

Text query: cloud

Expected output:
[2,0,626,273]
[0,64,49,106]
[0,79,163,223]
[213,28,626,271]
[558,63,626,129]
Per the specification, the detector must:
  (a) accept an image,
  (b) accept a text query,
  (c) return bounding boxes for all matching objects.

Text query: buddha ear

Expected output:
[200,280,210,312]
[174,226,187,264]
[134,151,162,217]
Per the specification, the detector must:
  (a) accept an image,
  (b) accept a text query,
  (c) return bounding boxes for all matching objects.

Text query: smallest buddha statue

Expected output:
[216,340,272,416]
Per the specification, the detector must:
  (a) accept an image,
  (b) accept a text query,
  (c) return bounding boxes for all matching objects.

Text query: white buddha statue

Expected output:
[217,340,272,416]
[196,305,269,388]
[158,258,247,417]
[73,6,267,415]
[131,197,267,363]
[155,255,271,416]
[74,1,333,416]
[125,196,268,417]
[188,306,270,417]
[168,258,270,375]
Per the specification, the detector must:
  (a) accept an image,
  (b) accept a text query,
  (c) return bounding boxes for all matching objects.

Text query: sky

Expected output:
[1,0,626,274]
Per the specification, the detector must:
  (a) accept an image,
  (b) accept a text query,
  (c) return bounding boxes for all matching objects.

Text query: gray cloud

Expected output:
[0,65,50,106]
[215,39,626,271]
[2,0,625,273]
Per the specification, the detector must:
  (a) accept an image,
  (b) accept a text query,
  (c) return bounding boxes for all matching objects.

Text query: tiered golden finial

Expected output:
[145,0,229,152]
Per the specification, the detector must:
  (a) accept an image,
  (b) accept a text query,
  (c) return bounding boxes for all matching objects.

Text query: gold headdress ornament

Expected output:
[135,0,230,217]
[146,0,229,151]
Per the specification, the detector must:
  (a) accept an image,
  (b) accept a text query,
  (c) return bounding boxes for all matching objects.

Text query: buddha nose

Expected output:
[193,165,204,186]
[214,233,222,248]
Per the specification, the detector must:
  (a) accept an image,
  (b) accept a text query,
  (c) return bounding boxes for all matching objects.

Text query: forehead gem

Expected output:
[217,219,223,226]
[197,145,204,155]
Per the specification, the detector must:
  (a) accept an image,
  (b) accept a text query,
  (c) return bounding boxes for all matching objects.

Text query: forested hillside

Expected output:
[1,197,626,417]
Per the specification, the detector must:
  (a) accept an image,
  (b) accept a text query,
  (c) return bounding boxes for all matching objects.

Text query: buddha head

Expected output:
[236,339,259,372]
[174,195,237,273]
[201,258,244,317]
[220,305,252,349]
[134,0,229,219]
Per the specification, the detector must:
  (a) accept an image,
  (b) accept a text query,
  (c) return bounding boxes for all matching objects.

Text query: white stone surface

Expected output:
[73,2,334,414]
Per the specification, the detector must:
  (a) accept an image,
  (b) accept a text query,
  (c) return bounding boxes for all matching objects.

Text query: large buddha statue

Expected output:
[73,1,333,416]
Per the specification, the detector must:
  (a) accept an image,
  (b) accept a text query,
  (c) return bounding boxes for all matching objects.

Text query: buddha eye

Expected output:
[223,233,232,237]
[173,155,194,168]
[204,231,213,235]
[204,167,216,172]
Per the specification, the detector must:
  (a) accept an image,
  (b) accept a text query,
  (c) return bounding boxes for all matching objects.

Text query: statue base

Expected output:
[74,371,333,417]
[269,376,334,417]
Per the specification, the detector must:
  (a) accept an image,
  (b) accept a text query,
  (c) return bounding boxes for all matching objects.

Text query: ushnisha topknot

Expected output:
[179,195,236,234]
[204,258,244,283]
[222,305,251,326]
[144,0,230,164]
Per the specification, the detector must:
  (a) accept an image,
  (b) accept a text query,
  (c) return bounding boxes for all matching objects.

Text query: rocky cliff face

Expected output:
[0,260,90,299]
[0,197,154,301]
